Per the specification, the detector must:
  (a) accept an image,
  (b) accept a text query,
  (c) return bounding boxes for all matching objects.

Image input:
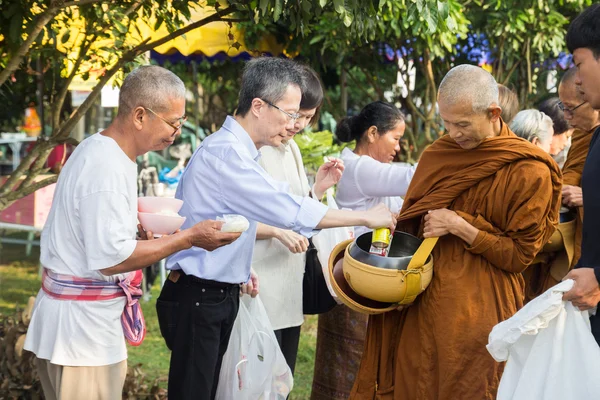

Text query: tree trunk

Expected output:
[340,68,348,117]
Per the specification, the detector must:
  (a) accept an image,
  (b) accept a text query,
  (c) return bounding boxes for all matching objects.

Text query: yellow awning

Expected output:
[134,6,284,57]
[51,4,285,90]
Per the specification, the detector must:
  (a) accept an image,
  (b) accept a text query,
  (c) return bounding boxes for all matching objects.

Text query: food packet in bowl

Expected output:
[218,214,250,233]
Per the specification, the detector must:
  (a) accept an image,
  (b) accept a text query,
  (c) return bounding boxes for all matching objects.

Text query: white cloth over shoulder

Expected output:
[487,279,600,400]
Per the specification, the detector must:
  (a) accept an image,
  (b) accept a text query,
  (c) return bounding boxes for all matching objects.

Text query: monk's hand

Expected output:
[423,209,460,238]
[240,269,260,298]
[562,268,600,311]
[562,185,583,208]
[185,220,242,251]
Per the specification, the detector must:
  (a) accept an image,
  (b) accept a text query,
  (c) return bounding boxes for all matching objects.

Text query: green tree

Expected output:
[2,0,444,210]
[243,0,591,162]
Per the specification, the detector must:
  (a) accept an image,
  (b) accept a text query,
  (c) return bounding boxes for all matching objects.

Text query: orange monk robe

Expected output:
[350,123,562,400]
[523,128,592,302]
[561,128,592,267]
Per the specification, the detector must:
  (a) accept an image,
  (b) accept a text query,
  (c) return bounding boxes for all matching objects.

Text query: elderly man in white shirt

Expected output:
[24,65,241,400]
[160,57,396,400]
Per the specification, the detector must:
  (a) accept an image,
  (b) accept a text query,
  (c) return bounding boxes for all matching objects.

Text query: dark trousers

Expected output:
[156,271,240,400]
[591,314,600,347]
[274,325,302,376]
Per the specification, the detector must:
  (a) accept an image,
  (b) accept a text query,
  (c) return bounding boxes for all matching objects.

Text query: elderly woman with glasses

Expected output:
[510,109,555,154]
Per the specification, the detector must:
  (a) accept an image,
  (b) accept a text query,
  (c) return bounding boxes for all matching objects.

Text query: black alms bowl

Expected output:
[347,230,424,271]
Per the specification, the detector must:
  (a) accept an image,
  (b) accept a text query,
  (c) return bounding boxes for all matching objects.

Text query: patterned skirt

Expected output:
[311,305,369,399]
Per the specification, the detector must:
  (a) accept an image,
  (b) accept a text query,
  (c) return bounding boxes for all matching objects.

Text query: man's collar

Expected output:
[222,116,260,161]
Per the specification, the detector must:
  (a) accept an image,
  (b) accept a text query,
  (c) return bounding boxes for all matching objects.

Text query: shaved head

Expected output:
[559,68,584,101]
[438,65,499,114]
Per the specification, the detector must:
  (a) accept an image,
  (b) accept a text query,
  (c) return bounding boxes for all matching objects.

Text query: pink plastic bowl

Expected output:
[138,212,186,236]
[138,197,184,214]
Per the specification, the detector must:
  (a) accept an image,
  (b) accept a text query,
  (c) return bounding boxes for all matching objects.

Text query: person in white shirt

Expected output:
[312,101,416,399]
[24,65,241,400]
[160,57,396,400]
[252,65,343,375]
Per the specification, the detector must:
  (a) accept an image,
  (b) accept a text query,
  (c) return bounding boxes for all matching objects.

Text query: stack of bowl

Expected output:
[137,197,186,236]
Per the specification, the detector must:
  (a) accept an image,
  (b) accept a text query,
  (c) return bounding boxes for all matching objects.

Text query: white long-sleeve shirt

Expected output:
[336,147,416,237]
[252,140,309,330]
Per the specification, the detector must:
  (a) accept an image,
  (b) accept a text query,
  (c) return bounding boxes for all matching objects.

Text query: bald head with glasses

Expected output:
[110,65,187,159]
[559,67,600,133]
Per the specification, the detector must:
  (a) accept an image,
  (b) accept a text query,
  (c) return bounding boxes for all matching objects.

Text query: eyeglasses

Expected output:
[261,99,300,122]
[144,107,187,133]
[557,100,587,114]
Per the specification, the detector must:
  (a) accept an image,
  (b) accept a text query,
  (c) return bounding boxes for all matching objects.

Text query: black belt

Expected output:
[176,270,240,291]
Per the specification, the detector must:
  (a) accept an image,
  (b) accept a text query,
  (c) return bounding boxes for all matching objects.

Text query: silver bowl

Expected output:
[347,231,423,270]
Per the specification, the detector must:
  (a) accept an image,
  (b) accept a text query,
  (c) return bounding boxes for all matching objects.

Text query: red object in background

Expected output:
[0,175,56,228]
[46,143,72,170]
[25,142,73,170]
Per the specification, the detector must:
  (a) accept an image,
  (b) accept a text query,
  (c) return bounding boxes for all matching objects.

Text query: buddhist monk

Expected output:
[350,65,562,400]
[523,67,600,302]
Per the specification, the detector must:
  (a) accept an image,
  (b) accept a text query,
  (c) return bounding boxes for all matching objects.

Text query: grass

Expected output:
[0,241,317,399]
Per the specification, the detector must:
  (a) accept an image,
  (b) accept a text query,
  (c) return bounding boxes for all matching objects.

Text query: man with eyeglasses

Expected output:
[562,3,600,347]
[24,65,242,400]
[160,57,396,399]
[555,68,600,270]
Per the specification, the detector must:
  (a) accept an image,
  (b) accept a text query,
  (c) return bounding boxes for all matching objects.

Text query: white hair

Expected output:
[438,64,499,113]
[510,109,554,148]
[118,65,186,117]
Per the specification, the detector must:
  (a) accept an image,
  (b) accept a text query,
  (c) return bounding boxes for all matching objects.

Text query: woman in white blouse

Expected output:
[312,101,416,399]
[252,65,344,375]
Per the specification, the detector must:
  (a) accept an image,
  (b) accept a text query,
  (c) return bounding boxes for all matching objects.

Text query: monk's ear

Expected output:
[487,105,502,122]
[366,125,378,143]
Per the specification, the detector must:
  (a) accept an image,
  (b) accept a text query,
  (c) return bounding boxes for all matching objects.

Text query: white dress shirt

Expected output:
[167,116,328,284]
[336,147,416,237]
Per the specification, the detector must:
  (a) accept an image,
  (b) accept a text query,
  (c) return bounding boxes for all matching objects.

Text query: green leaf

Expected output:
[416,0,424,13]
[273,0,283,21]
[60,31,70,44]
[333,0,345,14]
[154,16,164,31]
[260,0,269,15]
[9,12,23,44]
[302,0,312,14]
[309,35,325,45]
[437,1,449,20]
[113,19,128,34]
[320,0,329,7]
[343,11,353,27]
[446,15,457,31]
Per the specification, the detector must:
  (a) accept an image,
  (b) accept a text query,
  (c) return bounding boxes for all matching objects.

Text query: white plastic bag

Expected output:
[487,279,600,400]
[216,295,293,400]
[311,189,354,301]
